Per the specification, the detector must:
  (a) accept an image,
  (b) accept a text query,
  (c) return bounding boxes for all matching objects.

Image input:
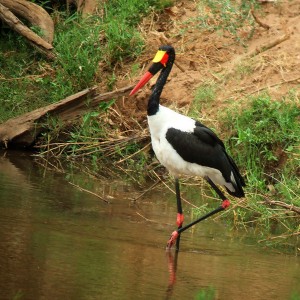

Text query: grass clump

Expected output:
[188,82,217,120]
[54,15,103,92]
[235,60,254,79]
[222,93,300,249]
[227,94,299,190]
[194,82,216,104]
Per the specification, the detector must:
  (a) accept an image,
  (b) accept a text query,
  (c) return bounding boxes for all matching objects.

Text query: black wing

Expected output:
[165,124,226,170]
[165,122,245,196]
[194,121,225,149]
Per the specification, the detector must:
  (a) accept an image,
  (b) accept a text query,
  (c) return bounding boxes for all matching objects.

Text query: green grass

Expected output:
[194,82,216,104]
[188,81,217,121]
[221,93,300,248]
[235,60,254,79]
[225,94,300,186]
[0,35,50,121]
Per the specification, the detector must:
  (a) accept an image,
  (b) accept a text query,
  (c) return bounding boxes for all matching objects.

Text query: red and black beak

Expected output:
[129,49,169,96]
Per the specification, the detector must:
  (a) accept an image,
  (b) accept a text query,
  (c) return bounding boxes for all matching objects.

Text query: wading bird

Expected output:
[130,45,245,250]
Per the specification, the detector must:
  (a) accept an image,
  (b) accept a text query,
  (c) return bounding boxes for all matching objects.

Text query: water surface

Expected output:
[0,151,299,300]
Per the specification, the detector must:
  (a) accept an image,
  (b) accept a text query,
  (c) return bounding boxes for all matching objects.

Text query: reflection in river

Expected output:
[0,151,299,300]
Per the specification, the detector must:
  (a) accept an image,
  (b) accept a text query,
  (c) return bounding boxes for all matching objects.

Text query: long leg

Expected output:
[205,177,228,201]
[166,177,230,249]
[175,178,184,251]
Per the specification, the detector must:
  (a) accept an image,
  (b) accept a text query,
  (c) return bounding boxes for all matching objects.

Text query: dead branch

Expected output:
[69,182,110,203]
[132,179,162,202]
[249,32,291,57]
[264,198,300,215]
[0,0,54,43]
[117,142,151,164]
[251,6,270,30]
[0,2,55,59]
[0,85,134,148]
[248,76,300,95]
[258,231,300,243]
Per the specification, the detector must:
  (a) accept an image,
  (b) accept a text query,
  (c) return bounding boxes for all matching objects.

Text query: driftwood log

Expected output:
[0,0,54,43]
[0,85,134,148]
[0,0,55,59]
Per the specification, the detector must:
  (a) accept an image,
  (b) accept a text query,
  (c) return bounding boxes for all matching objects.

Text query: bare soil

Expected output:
[115,0,299,134]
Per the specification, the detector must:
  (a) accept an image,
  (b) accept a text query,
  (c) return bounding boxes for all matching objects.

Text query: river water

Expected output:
[0,151,299,300]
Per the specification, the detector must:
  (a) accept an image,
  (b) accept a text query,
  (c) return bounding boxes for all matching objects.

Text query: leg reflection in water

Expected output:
[165,251,179,299]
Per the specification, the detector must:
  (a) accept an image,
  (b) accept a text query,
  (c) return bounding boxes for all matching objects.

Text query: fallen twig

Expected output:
[258,231,300,243]
[132,179,162,202]
[264,198,300,214]
[136,212,156,223]
[249,32,290,57]
[251,6,270,30]
[136,212,173,226]
[68,182,110,204]
[248,76,300,95]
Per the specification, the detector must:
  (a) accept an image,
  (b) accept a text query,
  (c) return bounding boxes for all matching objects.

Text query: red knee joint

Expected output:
[222,199,230,209]
[176,213,184,227]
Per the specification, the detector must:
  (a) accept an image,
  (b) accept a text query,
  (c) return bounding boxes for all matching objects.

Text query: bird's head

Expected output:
[129,45,175,96]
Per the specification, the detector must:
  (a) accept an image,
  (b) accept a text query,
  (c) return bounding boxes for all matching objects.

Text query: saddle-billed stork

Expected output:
[130,45,245,250]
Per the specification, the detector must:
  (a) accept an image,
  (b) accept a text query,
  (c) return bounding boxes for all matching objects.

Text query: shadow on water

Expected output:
[0,151,300,300]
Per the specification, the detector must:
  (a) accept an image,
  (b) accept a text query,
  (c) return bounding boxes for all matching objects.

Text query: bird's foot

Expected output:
[166,231,179,250]
[176,213,184,227]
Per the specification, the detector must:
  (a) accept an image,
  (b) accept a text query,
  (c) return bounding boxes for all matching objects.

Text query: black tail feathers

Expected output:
[226,155,246,198]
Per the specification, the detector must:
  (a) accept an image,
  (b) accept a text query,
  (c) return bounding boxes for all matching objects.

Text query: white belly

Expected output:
[147,105,232,190]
